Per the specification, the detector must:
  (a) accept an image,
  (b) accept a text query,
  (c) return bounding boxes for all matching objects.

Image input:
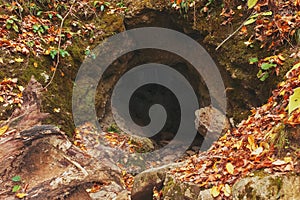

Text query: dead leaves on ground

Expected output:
[171,64,300,199]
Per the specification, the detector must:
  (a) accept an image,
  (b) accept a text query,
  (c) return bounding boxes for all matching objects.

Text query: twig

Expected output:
[274,20,294,48]
[63,154,89,176]
[216,12,253,51]
[44,5,73,89]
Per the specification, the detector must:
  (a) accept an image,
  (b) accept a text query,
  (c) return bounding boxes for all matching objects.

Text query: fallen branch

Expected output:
[216,12,253,51]
[44,5,73,89]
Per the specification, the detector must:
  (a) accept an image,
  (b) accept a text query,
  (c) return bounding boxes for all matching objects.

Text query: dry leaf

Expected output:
[226,163,234,174]
[16,193,28,199]
[223,184,231,197]
[0,125,9,136]
[272,159,286,165]
[251,146,263,155]
[15,57,24,63]
[210,186,220,198]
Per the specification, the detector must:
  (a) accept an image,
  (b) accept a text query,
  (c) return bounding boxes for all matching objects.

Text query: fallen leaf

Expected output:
[226,163,235,174]
[210,185,220,198]
[223,184,231,197]
[288,87,300,115]
[0,125,9,136]
[15,57,24,63]
[272,159,286,165]
[15,193,27,199]
[251,146,263,156]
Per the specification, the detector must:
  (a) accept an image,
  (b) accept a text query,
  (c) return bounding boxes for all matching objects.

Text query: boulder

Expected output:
[131,162,184,200]
[162,173,213,200]
[232,173,300,200]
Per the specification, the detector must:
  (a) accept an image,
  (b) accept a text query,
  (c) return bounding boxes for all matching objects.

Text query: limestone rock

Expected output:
[232,173,300,200]
[131,162,184,200]
[162,173,213,200]
[195,106,230,140]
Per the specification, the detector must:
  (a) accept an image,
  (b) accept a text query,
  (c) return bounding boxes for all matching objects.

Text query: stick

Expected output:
[216,12,253,51]
[44,5,73,89]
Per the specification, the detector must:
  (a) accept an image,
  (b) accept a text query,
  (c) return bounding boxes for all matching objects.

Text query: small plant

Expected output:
[49,49,70,60]
[5,15,20,32]
[249,54,285,81]
[244,11,273,26]
[32,24,49,35]
[11,175,21,192]
[93,1,111,12]
[107,124,120,133]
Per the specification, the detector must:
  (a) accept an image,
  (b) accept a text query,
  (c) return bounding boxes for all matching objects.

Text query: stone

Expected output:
[162,173,205,200]
[232,173,300,200]
[131,162,184,200]
[195,106,230,140]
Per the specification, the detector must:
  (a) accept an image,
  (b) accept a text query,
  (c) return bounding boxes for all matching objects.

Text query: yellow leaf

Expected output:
[284,157,292,163]
[233,140,243,149]
[0,96,4,102]
[16,193,28,199]
[0,125,9,136]
[226,163,234,174]
[247,135,257,151]
[278,54,285,61]
[223,184,231,197]
[18,85,24,92]
[210,186,220,198]
[34,62,38,68]
[288,87,300,115]
[15,57,24,63]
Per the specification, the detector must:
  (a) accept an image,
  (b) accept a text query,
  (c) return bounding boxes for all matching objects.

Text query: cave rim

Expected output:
[72,27,226,173]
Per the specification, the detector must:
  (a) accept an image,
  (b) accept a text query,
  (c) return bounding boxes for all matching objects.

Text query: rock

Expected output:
[195,106,230,140]
[115,190,131,200]
[162,173,213,200]
[232,173,300,200]
[131,162,184,200]
[198,189,214,200]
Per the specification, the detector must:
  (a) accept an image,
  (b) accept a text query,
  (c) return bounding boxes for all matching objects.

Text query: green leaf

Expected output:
[33,24,39,32]
[249,57,258,64]
[93,1,100,6]
[59,49,69,58]
[12,23,19,32]
[48,13,53,19]
[37,11,43,16]
[261,62,276,70]
[100,5,105,12]
[12,185,21,193]
[7,19,14,24]
[247,0,258,9]
[244,18,257,25]
[288,87,300,115]
[56,14,63,20]
[50,50,58,59]
[6,23,12,29]
[12,176,21,182]
[259,72,269,81]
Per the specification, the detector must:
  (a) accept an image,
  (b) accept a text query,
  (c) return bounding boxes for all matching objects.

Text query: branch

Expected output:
[44,5,73,89]
[216,12,253,51]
